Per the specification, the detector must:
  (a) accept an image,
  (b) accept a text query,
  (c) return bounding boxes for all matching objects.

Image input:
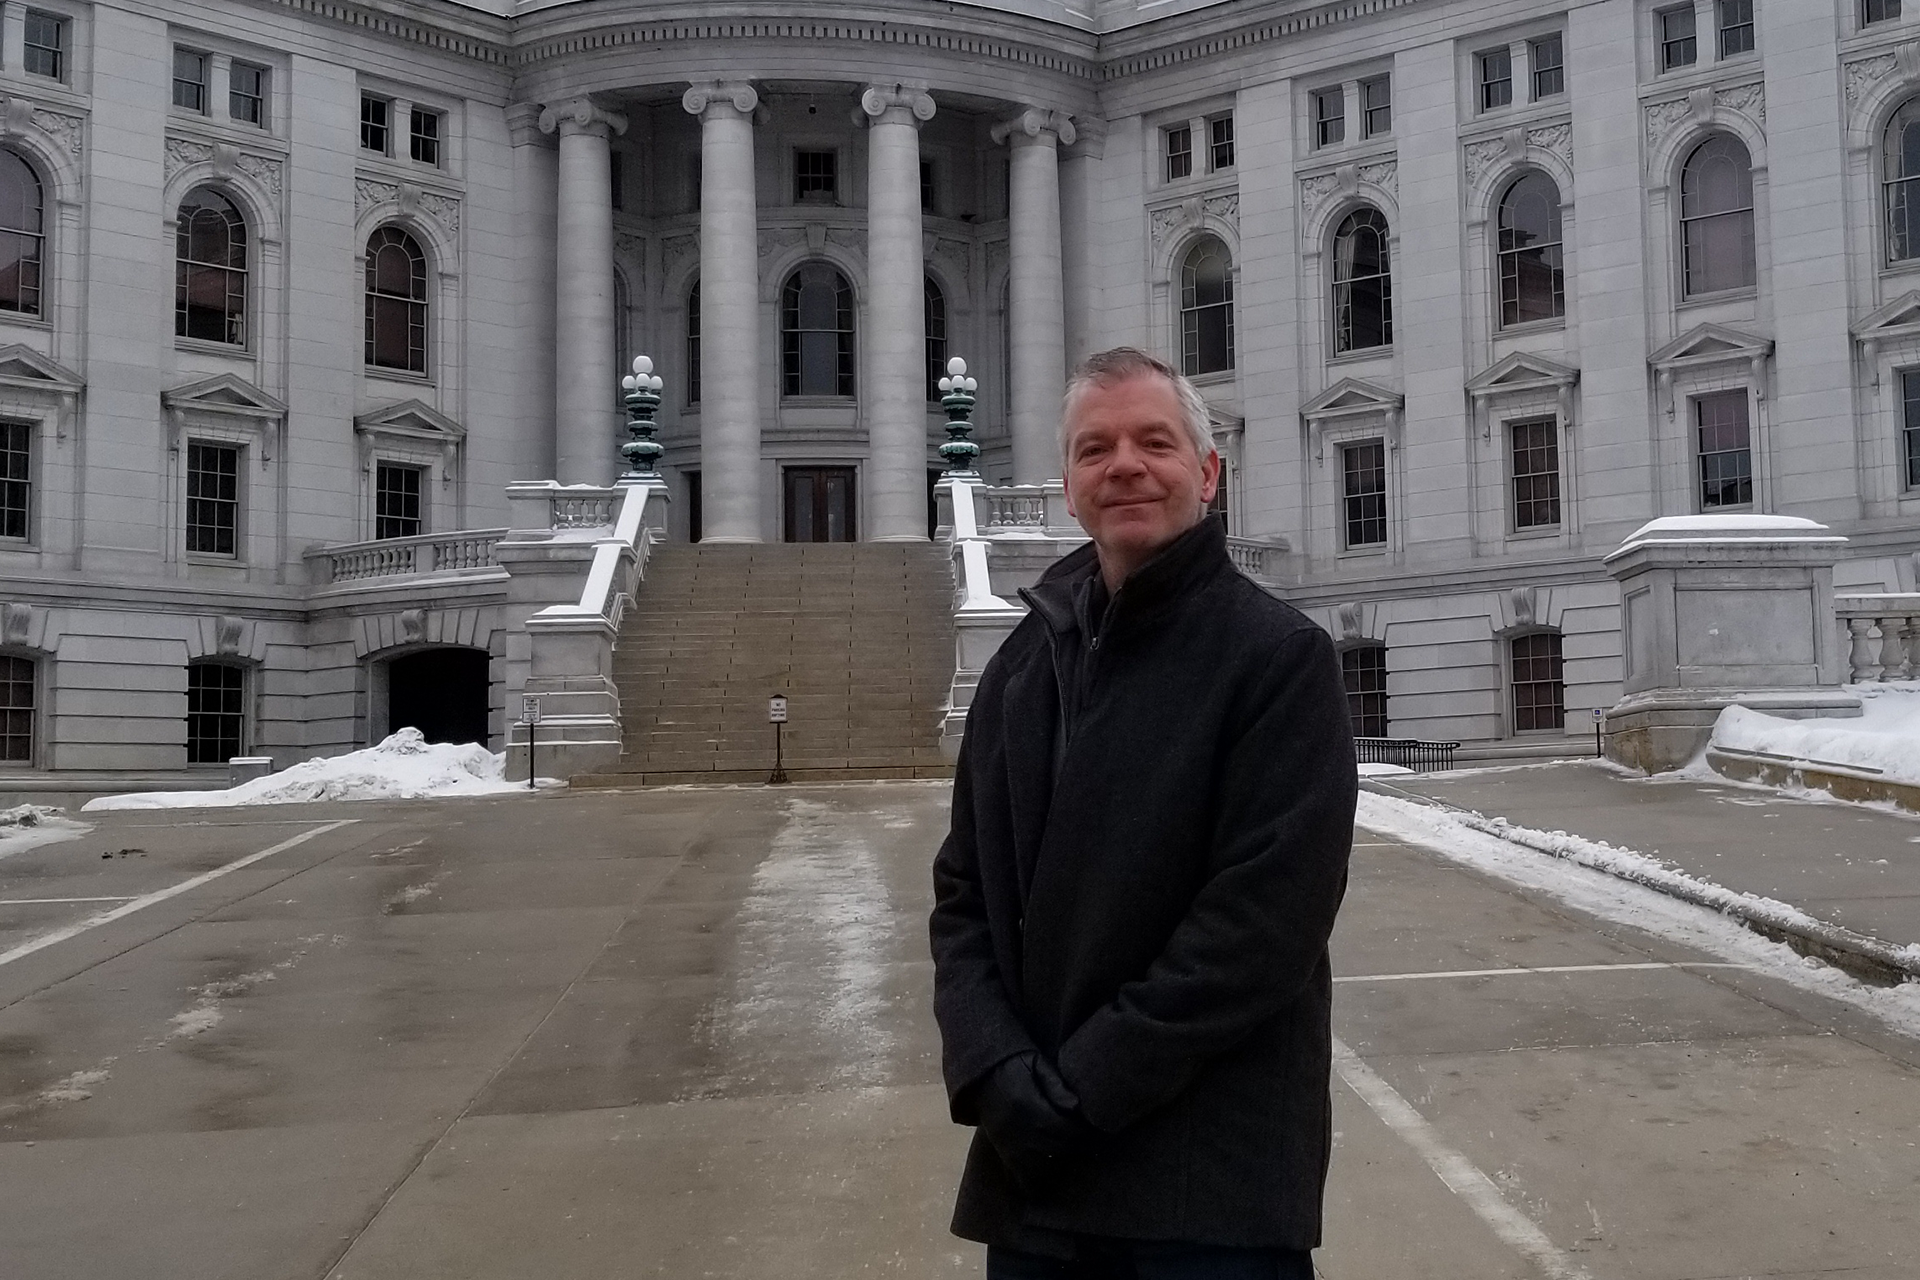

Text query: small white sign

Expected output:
[769,696,789,724]
[522,695,543,725]
[1591,707,1603,720]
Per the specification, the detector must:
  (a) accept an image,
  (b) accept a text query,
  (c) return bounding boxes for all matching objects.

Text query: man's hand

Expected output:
[972,1050,1095,1191]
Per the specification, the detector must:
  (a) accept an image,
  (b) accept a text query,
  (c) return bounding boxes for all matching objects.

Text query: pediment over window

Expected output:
[1854,290,1920,339]
[1300,376,1403,423]
[161,372,287,420]
[1647,322,1772,375]
[0,344,82,397]
[1465,351,1579,400]
[354,399,464,444]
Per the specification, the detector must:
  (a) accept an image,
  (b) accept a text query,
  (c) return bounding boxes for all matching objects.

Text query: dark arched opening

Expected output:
[386,647,489,745]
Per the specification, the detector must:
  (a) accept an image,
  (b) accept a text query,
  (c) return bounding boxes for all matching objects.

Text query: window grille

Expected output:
[1695,390,1753,509]
[360,96,390,154]
[1660,5,1698,71]
[365,227,428,373]
[1531,35,1565,98]
[172,49,207,113]
[186,441,240,556]
[23,11,65,81]
[925,277,948,402]
[1342,646,1389,738]
[0,150,45,316]
[410,109,440,166]
[1479,48,1513,111]
[1511,633,1565,733]
[1332,208,1393,353]
[0,421,28,540]
[1361,78,1392,138]
[1497,172,1565,326]
[187,662,245,765]
[230,62,266,126]
[794,150,837,203]
[686,283,701,407]
[1165,125,1193,181]
[781,263,854,397]
[1905,371,1920,490]
[1680,135,1757,296]
[1510,418,1562,529]
[0,655,32,762]
[1180,238,1234,376]
[1717,0,1754,56]
[1312,89,1345,148]
[176,187,248,346]
[1208,115,1235,171]
[1342,440,1388,548]
[375,463,422,540]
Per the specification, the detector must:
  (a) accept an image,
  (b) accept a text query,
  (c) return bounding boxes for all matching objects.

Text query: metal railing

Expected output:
[312,529,507,584]
[1356,737,1461,773]
[1837,594,1920,682]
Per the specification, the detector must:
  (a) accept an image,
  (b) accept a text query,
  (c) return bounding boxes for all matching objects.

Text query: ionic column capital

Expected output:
[1062,116,1108,159]
[991,107,1076,148]
[682,80,759,120]
[538,96,629,138]
[860,83,936,128]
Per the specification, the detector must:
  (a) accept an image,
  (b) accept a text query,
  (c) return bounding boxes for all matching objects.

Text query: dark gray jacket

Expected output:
[929,516,1356,1250]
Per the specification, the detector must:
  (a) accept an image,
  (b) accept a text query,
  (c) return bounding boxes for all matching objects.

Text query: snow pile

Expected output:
[1709,685,1920,787]
[0,803,64,828]
[83,729,543,811]
[0,803,87,859]
[1357,762,1415,777]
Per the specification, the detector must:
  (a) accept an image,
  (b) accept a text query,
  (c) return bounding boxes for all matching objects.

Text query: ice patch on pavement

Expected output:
[0,804,89,861]
[1706,684,1920,788]
[1357,762,1414,777]
[36,1062,113,1105]
[1356,791,1920,1039]
[716,797,896,1091]
[82,729,560,811]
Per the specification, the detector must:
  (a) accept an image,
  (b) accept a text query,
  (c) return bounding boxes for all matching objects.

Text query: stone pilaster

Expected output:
[993,108,1076,485]
[683,80,763,542]
[539,97,628,485]
[862,83,937,541]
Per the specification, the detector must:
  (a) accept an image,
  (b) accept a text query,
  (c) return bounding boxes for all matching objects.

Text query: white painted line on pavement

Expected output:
[0,820,356,969]
[1336,961,1744,984]
[0,897,139,905]
[1332,1037,1594,1280]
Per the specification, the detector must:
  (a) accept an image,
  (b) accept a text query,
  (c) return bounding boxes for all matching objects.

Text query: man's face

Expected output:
[1064,373,1220,574]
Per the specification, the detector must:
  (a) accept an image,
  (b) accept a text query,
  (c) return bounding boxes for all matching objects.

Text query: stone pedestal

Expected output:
[1603,515,1861,772]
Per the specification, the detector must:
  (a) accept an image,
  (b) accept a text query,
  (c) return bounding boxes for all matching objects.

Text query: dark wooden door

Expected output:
[783,467,856,542]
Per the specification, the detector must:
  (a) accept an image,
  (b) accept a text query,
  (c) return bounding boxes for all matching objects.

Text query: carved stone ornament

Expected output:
[164,136,283,199]
[682,81,758,119]
[1298,171,1341,218]
[1,602,32,647]
[859,84,935,125]
[1299,161,1395,223]
[0,96,81,157]
[216,615,246,657]
[613,233,646,288]
[1336,602,1364,642]
[1644,82,1765,153]
[398,608,425,645]
[662,233,698,282]
[356,177,461,239]
[757,226,806,264]
[1465,122,1573,189]
[1149,194,1240,248]
[991,107,1076,148]
[1510,585,1538,629]
[824,226,864,254]
[1844,44,1920,108]
[538,97,629,138]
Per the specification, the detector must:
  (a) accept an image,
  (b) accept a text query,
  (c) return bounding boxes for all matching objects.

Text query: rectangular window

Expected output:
[172,48,208,113]
[1530,35,1565,99]
[23,11,66,81]
[186,440,240,556]
[375,462,423,540]
[1510,418,1562,529]
[1478,48,1514,111]
[1342,646,1389,738]
[1361,77,1392,138]
[1312,88,1345,148]
[1511,632,1565,733]
[1865,0,1902,24]
[0,655,32,762]
[0,421,28,540]
[1208,115,1235,171]
[1165,124,1193,181]
[1695,391,1753,509]
[1342,440,1388,548]
[610,150,624,211]
[794,150,837,203]
[229,62,267,127]
[360,95,390,155]
[920,159,936,213]
[410,109,441,166]
[1902,370,1920,489]
[1660,5,1698,71]
[186,663,245,765]
[1717,0,1754,56]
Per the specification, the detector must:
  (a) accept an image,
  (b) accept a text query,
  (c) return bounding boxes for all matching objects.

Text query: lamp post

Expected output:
[938,356,981,476]
[620,355,665,479]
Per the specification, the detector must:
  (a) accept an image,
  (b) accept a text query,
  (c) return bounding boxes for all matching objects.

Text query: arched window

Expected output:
[1497,172,1564,326]
[1341,645,1388,738]
[1510,632,1565,733]
[1885,98,1920,262]
[925,276,948,402]
[612,270,629,405]
[781,262,853,397]
[365,227,428,374]
[175,187,248,345]
[0,150,43,316]
[1680,135,1756,296]
[1332,208,1392,353]
[686,281,701,407]
[1181,237,1235,376]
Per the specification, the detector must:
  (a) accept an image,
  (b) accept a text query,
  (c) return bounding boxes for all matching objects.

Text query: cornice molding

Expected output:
[1097,0,1436,81]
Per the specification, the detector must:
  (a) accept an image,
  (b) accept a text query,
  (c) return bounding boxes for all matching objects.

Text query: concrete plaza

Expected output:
[0,780,1916,1278]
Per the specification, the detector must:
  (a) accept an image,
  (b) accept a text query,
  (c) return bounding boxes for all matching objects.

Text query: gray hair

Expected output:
[1060,346,1215,463]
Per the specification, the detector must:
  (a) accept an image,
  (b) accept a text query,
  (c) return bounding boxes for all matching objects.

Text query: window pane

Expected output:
[1342,440,1388,547]
[1511,633,1565,732]
[1498,173,1565,326]
[0,150,44,317]
[23,12,64,80]
[1314,89,1344,147]
[925,277,947,402]
[365,229,428,373]
[230,63,266,126]
[0,654,33,761]
[1718,0,1754,56]
[1480,49,1513,111]
[1209,115,1235,170]
[1681,137,1756,295]
[1362,77,1392,137]
[1510,418,1562,528]
[1531,35,1564,98]
[1906,369,1920,489]
[1333,209,1393,352]
[187,663,246,764]
[1661,5,1698,69]
[1181,239,1234,376]
[1342,646,1389,738]
[172,49,207,112]
[361,96,389,153]
[781,265,854,397]
[186,441,240,556]
[1884,104,1920,261]
[795,150,837,202]
[410,110,440,166]
[0,420,29,540]
[687,283,702,406]
[176,189,248,345]
[1165,125,1192,181]
[1695,391,1753,509]
[375,463,423,539]
[1866,0,1902,23]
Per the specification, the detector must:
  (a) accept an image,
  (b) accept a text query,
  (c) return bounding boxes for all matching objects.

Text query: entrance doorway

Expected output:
[386,647,490,745]
[783,466,856,542]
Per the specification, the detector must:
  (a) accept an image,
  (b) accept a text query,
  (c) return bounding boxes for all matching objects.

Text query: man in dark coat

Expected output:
[929,347,1357,1278]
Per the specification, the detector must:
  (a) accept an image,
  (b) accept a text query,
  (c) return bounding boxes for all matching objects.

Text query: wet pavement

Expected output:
[0,781,1914,1278]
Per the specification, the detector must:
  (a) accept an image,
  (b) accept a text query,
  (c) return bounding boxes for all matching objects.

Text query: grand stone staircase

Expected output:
[574,542,957,785]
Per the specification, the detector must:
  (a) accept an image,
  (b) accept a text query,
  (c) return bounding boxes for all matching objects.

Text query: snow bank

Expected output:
[0,803,87,860]
[1357,762,1415,777]
[1709,685,1920,787]
[83,729,545,811]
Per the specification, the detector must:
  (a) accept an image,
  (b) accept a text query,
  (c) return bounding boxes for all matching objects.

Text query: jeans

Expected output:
[986,1239,1315,1280]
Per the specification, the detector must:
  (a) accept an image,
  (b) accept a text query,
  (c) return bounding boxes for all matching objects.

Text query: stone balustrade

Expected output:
[310,529,507,585]
[551,491,621,529]
[1225,535,1290,583]
[1838,594,1920,682]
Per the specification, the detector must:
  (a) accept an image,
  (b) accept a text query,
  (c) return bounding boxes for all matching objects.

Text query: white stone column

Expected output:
[994,108,1075,485]
[861,84,937,541]
[683,81,763,542]
[539,97,628,485]
[1058,118,1106,372]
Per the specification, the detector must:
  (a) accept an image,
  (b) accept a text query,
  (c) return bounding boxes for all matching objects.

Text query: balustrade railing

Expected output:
[1838,594,1920,681]
[981,486,1049,531]
[1225,536,1288,582]
[551,492,619,528]
[313,529,507,585]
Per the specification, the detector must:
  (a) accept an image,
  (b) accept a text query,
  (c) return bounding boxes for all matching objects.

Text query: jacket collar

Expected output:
[1021,515,1230,640]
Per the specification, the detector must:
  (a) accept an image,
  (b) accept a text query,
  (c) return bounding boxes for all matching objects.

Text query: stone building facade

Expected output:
[0,0,1915,773]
